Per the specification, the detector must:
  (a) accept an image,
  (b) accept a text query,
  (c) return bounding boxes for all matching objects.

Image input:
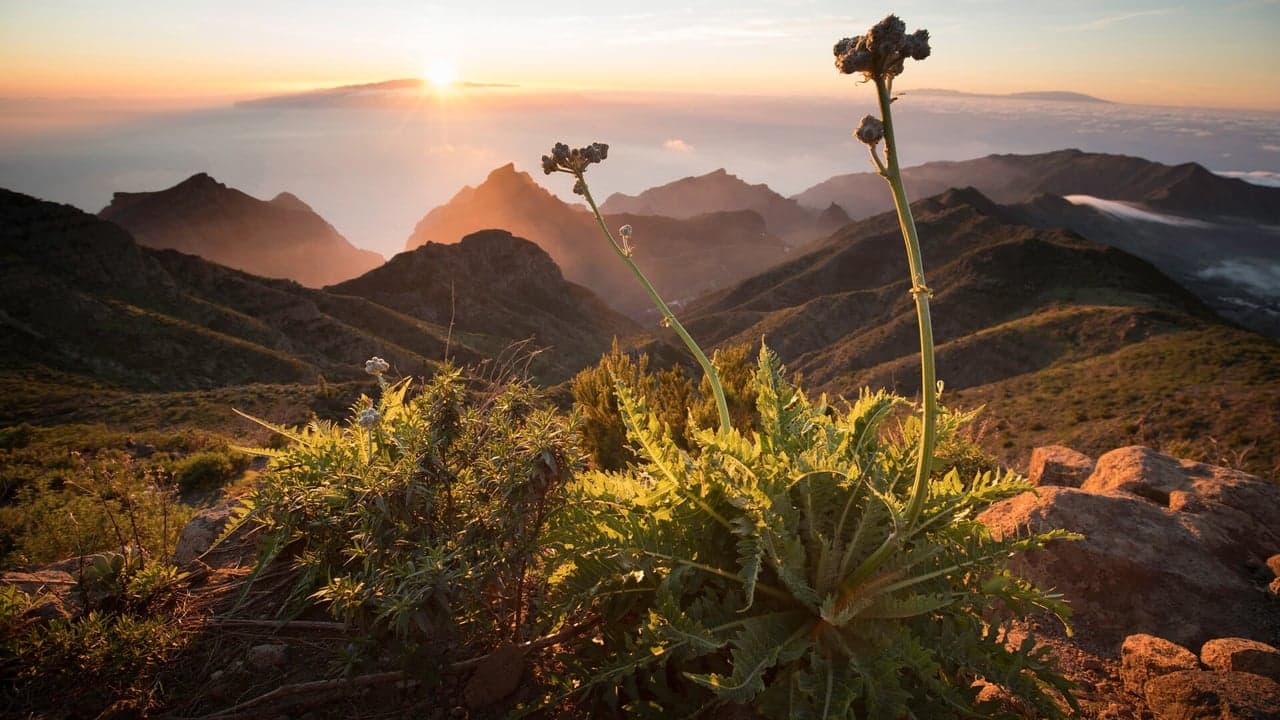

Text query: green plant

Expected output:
[543,349,1077,717]
[539,14,1077,717]
[170,449,247,494]
[234,360,582,659]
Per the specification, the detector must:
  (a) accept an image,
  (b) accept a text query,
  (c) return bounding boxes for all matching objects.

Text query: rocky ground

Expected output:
[5,444,1280,718]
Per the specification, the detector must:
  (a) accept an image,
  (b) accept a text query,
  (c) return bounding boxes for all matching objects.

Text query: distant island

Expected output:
[908,88,1113,104]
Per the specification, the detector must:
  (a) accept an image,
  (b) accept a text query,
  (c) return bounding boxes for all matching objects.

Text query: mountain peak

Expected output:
[174,172,225,192]
[270,191,313,212]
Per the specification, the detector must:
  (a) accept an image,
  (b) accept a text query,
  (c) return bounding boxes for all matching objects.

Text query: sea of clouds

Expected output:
[1,88,1277,258]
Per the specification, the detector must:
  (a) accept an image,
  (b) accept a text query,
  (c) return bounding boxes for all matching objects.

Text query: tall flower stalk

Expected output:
[836,15,936,528]
[542,143,732,433]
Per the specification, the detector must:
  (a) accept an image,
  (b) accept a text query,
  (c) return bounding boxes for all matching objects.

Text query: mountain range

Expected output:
[3,147,1278,475]
[405,163,791,320]
[1,189,628,392]
[99,173,384,287]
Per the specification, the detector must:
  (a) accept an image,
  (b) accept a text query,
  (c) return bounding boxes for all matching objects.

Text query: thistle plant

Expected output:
[836,14,937,530]
[542,142,732,433]
[539,14,1077,718]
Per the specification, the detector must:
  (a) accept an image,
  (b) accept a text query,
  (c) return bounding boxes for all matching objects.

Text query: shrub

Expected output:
[235,363,583,660]
[170,449,246,493]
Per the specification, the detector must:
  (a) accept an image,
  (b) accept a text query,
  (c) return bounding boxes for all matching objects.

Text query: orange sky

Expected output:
[2,2,1279,111]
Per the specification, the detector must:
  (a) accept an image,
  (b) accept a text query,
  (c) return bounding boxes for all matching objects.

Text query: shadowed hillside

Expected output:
[99,173,384,287]
[1,190,627,393]
[680,187,1280,474]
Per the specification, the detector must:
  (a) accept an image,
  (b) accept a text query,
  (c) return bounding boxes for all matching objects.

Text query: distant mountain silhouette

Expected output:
[793,149,1280,225]
[676,186,1280,466]
[404,164,788,320]
[600,168,821,244]
[909,89,1112,103]
[99,173,384,287]
[1,189,626,390]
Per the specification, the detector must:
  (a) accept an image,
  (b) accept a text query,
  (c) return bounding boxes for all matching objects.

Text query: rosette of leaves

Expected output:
[232,364,581,660]
[543,346,1078,719]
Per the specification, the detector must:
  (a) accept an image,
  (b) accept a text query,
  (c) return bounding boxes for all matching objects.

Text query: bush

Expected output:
[170,450,246,493]
[237,363,582,662]
[542,348,1078,718]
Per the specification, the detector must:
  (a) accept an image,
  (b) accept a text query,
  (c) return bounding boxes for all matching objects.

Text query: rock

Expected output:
[1082,446,1280,566]
[246,643,289,670]
[1201,638,1280,683]
[1121,634,1201,694]
[1267,555,1280,579]
[1028,446,1095,487]
[463,642,526,709]
[979,485,1272,650]
[0,569,78,621]
[173,503,236,564]
[1144,670,1280,719]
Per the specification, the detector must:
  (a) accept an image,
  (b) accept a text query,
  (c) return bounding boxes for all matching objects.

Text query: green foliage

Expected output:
[544,347,1077,718]
[3,609,185,712]
[572,341,693,470]
[240,364,583,658]
[573,342,763,472]
[170,449,248,493]
[0,450,192,569]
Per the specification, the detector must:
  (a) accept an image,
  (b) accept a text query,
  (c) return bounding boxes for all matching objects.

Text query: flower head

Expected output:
[541,142,609,194]
[618,224,634,256]
[364,356,390,377]
[357,407,380,429]
[834,15,930,81]
[854,115,884,146]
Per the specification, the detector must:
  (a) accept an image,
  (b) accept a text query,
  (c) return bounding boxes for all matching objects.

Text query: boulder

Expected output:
[1200,638,1280,683]
[1144,670,1280,720]
[173,503,236,565]
[1121,634,1200,694]
[0,569,77,621]
[1081,446,1280,567]
[246,643,289,670]
[464,642,527,709]
[1028,446,1095,487]
[978,485,1271,650]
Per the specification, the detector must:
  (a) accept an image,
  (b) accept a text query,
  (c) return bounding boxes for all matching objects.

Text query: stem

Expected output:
[577,177,733,434]
[874,76,937,530]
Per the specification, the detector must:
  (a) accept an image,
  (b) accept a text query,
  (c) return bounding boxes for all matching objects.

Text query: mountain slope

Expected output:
[331,230,638,380]
[794,149,1280,225]
[681,187,1280,473]
[99,173,384,287]
[403,164,789,319]
[600,168,820,243]
[1,189,624,392]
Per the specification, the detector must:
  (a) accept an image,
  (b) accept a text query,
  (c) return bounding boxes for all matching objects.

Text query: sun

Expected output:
[424,59,458,90]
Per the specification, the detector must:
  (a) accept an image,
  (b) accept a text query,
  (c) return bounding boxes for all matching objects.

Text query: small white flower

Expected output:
[364,356,390,376]
[357,407,380,429]
[618,224,635,257]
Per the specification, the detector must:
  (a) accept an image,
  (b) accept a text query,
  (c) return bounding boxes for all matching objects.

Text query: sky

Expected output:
[2,0,1280,110]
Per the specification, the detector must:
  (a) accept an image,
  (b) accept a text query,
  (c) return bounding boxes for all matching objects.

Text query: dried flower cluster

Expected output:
[364,356,390,377]
[854,115,884,145]
[834,14,930,80]
[541,142,609,195]
[356,407,380,429]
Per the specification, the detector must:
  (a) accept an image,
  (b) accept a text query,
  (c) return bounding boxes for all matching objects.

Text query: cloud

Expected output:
[1263,144,1280,152]
[1216,170,1280,188]
[663,138,695,153]
[1064,8,1175,31]
[1064,195,1216,228]
[1199,260,1280,298]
